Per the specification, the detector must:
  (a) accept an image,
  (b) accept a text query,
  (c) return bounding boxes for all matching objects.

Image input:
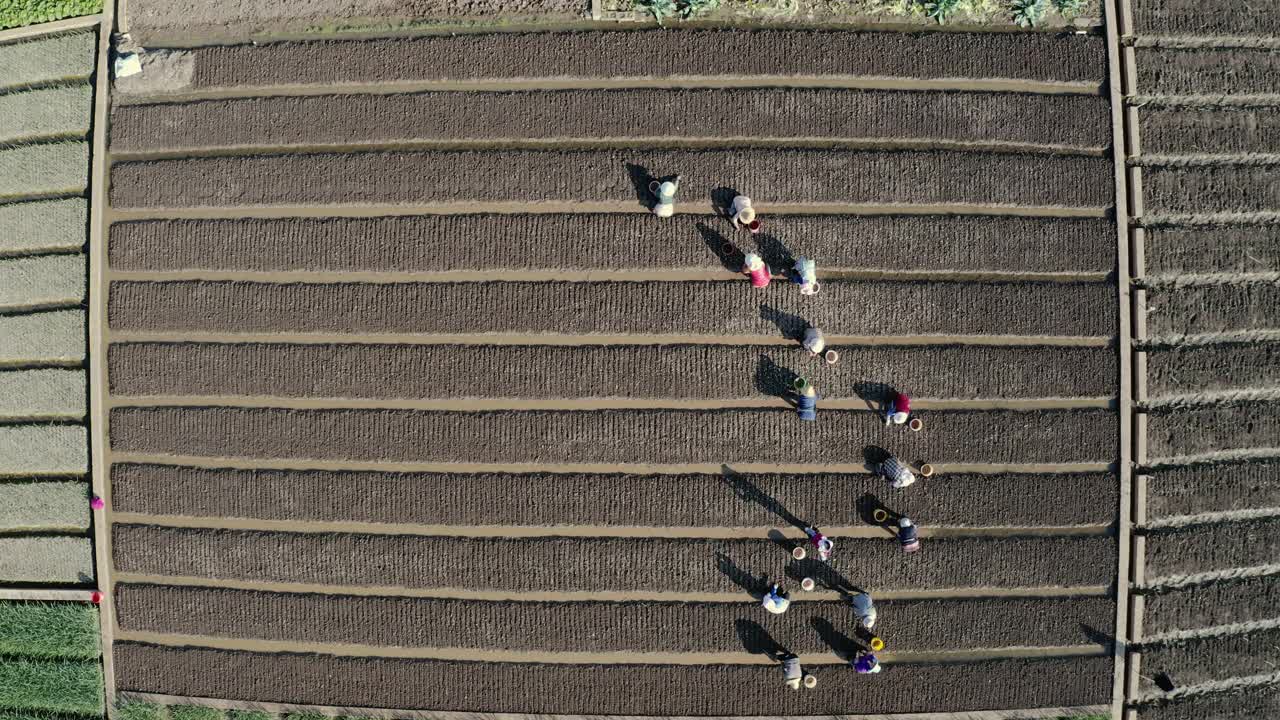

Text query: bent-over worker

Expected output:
[763,583,792,614]
[879,455,916,489]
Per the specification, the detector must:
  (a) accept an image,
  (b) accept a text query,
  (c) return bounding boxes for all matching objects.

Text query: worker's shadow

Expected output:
[754,355,800,399]
[715,551,766,598]
[719,464,808,530]
[756,231,796,273]
[735,619,791,661]
[710,186,740,217]
[786,559,861,599]
[695,222,740,271]
[863,445,891,472]
[811,617,862,663]
[856,492,900,532]
[625,162,678,211]
[760,304,807,341]
[854,381,895,412]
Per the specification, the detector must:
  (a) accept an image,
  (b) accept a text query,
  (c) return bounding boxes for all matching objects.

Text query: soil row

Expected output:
[109,89,1110,153]
[1135,48,1280,97]
[108,149,1115,210]
[1146,284,1280,336]
[0,31,96,94]
[1146,344,1280,397]
[1143,165,1280,217]
[153,31,1107,92]
[1144,225,1280,275]
[110,464,1119,528]
[107,279,1117,337]
[1145,459,1280,519]
[1138,108,1280,156]
[1137,687,1280,720]
[107,213,1117,274]
[115,584,1113,654]
[114,643,1112,715]
[106,342,1118,401]
[1141,574,1280,636]
[1130,0,1280,37]
[1142,516,1280,580]
[0,85,92,146]
[1146,402,1280,459]
[111,525,1117,592]
[1140,627,1280,692]
[107,406,1119,465]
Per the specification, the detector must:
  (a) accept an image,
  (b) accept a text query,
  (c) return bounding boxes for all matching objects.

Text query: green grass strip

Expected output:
[0,602,97,661]
[0,657,102,716]
[0,1,103,31]
[115,702,163,720]
[169,708,219,720]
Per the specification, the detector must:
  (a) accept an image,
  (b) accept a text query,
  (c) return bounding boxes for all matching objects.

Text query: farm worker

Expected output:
[851,592,877,629]
[780,653,803,689]
[805,526,834,561]
[883,391,912,426]
[730,195,755,228]
[762,583,792,614]
[793,257,819,295]
[878,454,916,489]
[650,176,679,218]
[802,327,826,356]
[853,652,882,674]
[897,517,921,553]
[795,384,818,422]
[743,253,771,288]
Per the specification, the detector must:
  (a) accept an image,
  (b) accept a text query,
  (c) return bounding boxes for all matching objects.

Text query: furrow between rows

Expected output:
[106,280,1116,337]
[106,406,1117,465]
[106,342,1118,401]
[110,526,1117,592]
[109,464,1119,528]
[107,149,1114,210]
[106,214,1117,274]
[114,584,1112,654]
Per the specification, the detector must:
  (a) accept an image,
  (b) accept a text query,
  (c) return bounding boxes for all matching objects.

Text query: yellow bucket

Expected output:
[870,637,885,652]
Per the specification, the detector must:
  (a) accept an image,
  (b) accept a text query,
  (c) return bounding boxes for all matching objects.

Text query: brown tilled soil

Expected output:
[1140,626,1280,691]
[113,643,1113,714]
[107,280,1116,337]
[1147,285,1280,336]
[108,214,1116,273]
[108,149,1114,210]
[1143,517,1280,579]
[110,464,1120,528]
[110,89,1110,152]
[1135,48,1280,96]
[1130,0,1280,36]
[115,584,1113,653]
[1138,688,1280,720]
[1139,108,1280,157]
[1145,460,1280,519]
[111,525,1117,591]
[106,343,1118,401]
[1146,346,1280,397]
[107,406,1119,465]
[1144,225,1280,275]
[138,31,1107,92]
[1146,403,1280,459]
[1141,575,1280,635]
[1143,165,1280,216]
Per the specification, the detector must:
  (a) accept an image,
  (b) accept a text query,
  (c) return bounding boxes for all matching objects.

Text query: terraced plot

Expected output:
[1143,225,1280,276]
[1143,517,1280,580]
[1146,345,1280,397]
[1144,460,1280,519]
[1146,402,1280,459]
[1138,108,1280,156]
[1140,626,1280,691]
[1141,575,1280,635]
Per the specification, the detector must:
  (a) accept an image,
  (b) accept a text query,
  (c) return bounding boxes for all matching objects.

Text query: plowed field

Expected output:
[1146,345,1280,397]
[1136,685,1280,720]
[1143,517,1280,579]
[109,149,1113,210]
[113,643,1113,714]
[133,30,1107,92]
[108,406,1118,465]
[1135,48,1280,97]
[1139,108,1280,156]
[1144,225,1280,275]
[115,584,1112,653]
[112,525,1117,591]
[110,464,1119,527]
[1145,460,1280,519]
[1146,403,1280,459]
[1143,165,1280,217]
[107,280,1115,337]
[1130,0,1280,36]
[107,342,1117,400]
[108,214,1115,273]
[1140,627,1280,691]
[1141,575,1280,635]
[110,89,1110,152]
[1146,285,1280,336]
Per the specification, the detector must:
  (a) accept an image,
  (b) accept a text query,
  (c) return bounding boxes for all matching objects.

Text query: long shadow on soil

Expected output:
[760,304,807,341]
[754,355,801,399]
[715,551,767,598]
[854,381,895,412]
[856,492,901,536]
[625,162,658,211]
[711,186,740,216]
[696,222,742,271]
[720,463,808,530]
[735,619,791,660]
[812,617,863,663]
[786,560,862,599]
[863,445,891,472]
[756,231,795,273]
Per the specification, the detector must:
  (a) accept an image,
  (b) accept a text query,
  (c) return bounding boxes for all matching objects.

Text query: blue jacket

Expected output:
[797,392,818,421]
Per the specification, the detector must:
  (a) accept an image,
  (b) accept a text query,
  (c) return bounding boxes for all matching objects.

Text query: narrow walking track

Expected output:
[92,21,1128,720]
